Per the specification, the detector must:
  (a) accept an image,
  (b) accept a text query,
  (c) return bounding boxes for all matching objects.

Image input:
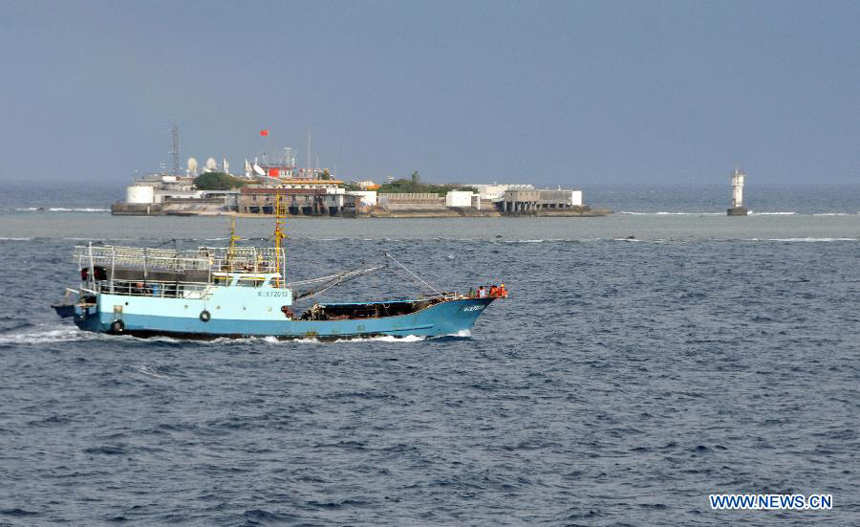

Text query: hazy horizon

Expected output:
[2,0,859,186]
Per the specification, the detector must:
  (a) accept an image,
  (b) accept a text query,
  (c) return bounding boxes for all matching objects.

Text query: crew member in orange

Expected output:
[499,283,508,298]
[489,285,498,297]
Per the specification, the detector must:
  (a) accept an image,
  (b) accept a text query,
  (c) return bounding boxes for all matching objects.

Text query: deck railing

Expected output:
[96,278,214,299]
[74,244,285,276]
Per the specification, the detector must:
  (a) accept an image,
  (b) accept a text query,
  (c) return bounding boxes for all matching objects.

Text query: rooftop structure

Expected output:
[467,183,535,200]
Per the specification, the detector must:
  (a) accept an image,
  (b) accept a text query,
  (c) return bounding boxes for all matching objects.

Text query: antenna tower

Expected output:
[306,129,312,176]
[170,124,180,176]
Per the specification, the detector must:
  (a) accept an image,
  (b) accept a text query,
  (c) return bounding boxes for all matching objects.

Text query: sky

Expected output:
[1,0,859,186]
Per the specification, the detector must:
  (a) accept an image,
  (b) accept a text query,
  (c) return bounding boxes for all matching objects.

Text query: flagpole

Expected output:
[260,128,270,165]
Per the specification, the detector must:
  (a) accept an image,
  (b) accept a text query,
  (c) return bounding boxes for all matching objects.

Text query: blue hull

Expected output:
[73,297,495,339]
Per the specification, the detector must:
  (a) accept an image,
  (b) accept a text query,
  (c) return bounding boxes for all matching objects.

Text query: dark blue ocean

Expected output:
[0,182,858,525]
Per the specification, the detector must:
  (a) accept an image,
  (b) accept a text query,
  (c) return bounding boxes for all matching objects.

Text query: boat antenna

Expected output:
[384,252,443,296]
[274,191,286,287]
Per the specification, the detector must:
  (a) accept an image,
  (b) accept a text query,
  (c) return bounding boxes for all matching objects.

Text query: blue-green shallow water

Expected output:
[0,186,859,525]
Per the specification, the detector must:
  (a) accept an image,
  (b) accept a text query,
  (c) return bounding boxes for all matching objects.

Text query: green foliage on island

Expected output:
[318,169,332,180]
[377,171,477,196]
[193,172,247,190]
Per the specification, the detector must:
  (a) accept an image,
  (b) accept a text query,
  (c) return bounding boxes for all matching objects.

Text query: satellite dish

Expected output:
[187,157,198,175]
[253,163,266,176]
[205,157,217,171]
[222,158,230,175]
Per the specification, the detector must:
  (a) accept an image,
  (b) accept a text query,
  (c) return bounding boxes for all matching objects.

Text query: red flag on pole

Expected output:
[260,129,269,137]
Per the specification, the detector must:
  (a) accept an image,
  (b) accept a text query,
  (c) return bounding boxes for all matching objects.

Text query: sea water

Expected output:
[0,182,858,525]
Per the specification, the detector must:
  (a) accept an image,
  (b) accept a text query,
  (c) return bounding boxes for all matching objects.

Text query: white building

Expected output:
[126,184,155,204]
[538,189,583,207]
[445,190,475,207]
[124,174,202,204]
[349,190,378,207]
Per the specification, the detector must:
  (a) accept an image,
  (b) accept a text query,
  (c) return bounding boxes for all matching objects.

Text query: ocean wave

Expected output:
[748,237,858,243]
[261,334,427,344]
[0,237,33,241]
[344,334,426,343]
[0,326,103,346]
[812,213,856,216]
[0,328,433,346]
[13,207,109,213]
[438,329,471,338]
[137,365,170,379]
[49,207,110,212]
[618,211,722,216]
[749,211,797,215]
[655,211,723,216]
[133,334,433,345]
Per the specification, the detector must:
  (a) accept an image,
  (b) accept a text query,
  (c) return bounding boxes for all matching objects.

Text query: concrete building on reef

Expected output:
[113,145,359,216]
[125,174,197,203]
[501,189,584,213]
[111,127,606,217]
[364,186,600,217]
[112,173,240,215]
[234,148,358,216]
[238,184,356,217]
[112,135,604,216]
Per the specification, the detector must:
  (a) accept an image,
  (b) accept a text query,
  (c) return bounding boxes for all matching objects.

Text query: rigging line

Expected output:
[286,272,349,287]
[384,252,442,296]
[294,262,383,291]
[286,261,385,287]
[294,264,386,301]
[286,268,369,287]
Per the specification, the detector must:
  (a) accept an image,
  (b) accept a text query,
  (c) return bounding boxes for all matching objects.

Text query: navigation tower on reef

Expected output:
[727,165,748,216]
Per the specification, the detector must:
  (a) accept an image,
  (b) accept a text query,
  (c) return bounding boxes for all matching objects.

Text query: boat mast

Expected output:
[228,216,240,268]
[274,191,286,287]
[88,242,95,290]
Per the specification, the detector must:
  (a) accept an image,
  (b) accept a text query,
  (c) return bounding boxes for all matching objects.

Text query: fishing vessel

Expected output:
[52,202,502,339]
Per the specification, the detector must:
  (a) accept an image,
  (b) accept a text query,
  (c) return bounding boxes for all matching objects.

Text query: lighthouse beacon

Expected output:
[727,165,748,216]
